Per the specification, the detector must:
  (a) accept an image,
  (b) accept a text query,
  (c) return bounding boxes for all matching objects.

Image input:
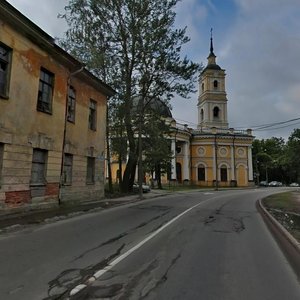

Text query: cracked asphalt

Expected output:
[1,188,300,300]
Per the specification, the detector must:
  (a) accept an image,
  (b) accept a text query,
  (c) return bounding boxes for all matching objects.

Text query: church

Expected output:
[110,36,254,188]
[168,36,254,187]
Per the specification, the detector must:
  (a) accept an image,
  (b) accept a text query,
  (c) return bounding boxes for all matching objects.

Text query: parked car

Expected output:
[289,182,299,187]
[133,183,151,193]
[259,181,268,187]
[268,181,282,187]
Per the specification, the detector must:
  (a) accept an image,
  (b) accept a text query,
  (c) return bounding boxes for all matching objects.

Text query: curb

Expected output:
[256,198,300,277]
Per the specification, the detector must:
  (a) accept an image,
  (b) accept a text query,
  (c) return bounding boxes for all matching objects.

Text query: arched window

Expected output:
[202,82,204,91]
[213,106,220,118]
[198,165,205,181]
[200,109,204,121]
[220,166,228,182]
[213,80,218,89]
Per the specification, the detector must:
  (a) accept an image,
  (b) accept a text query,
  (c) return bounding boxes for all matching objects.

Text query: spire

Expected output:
[207,28,217,65]
[210,28,215,56]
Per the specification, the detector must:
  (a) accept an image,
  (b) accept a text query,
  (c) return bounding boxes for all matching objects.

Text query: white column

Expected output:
[231,146,235,180]
[248,146,253,181]
[171,139,176,180]
[183,141,190,180]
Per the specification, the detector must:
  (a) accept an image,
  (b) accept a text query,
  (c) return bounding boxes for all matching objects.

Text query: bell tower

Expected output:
[198,30,228,129]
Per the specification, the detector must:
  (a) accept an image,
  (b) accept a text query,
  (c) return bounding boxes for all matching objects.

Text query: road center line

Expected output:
[70,198,212,297]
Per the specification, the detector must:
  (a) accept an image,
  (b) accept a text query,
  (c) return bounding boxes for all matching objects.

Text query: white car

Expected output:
[133,183,151,193]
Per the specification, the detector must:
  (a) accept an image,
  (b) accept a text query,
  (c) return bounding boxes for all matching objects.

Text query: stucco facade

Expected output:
[110,35,254,188]
[0,1,114,209]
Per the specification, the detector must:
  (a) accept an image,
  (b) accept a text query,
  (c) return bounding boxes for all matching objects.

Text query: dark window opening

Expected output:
[200,109,204,121]
[37,68,54,113]
[0,43,12,98]
[86,157,95,184]
[213,80,218,89]
[176,162,182,182]
[202,82,204,91]
[63,154,73,185]
[31,149,48,185]
[0,143,4,187]
[220,167,227,182]
[213,106,220,118]
[67,86,76,123]
[198,167,205,181]
[89,100,97,130]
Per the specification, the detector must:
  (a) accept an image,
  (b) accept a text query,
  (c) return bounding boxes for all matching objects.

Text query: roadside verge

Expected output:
[256,198,300,278]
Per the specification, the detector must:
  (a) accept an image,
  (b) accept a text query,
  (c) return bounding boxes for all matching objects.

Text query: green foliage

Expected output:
[253,130,300,183]
[60,0,201,192]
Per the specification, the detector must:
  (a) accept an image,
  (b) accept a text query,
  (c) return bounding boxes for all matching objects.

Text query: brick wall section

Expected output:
[45,183,59,196]
[5,190,31,206]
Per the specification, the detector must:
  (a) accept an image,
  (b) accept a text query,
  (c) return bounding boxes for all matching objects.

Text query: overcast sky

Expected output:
[6,0,300,140]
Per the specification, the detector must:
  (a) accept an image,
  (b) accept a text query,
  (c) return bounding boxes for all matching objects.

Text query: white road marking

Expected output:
[70,198,211,297]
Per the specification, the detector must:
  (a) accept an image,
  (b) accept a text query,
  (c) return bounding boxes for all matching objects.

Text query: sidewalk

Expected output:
[0,189,170,231]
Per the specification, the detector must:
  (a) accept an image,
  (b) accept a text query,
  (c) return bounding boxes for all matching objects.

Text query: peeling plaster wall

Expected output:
[0,20,107,209]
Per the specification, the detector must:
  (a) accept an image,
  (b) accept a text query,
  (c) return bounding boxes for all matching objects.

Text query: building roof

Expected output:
[132,96,172,118]
[0,0,115,97]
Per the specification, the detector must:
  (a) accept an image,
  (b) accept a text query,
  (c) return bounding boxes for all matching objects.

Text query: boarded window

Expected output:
[63,154,73,185]
[0,143,4,187]
[0,43,12,98]
[67,86,76,123]
[37,68,54,113]
[198,167,205,181]
[88,100,97,130]
[31,149,47,185]
[220,166,228,182]
[86,157,95,184]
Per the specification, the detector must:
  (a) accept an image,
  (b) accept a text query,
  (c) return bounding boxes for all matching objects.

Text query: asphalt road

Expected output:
[0,188,299,300]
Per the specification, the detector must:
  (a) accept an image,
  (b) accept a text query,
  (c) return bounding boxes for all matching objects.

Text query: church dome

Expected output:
[132,96,172,118]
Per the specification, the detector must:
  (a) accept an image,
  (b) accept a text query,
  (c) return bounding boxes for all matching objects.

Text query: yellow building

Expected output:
[110,35,254,188]
[169,35,254,187]
[0,1,114,209]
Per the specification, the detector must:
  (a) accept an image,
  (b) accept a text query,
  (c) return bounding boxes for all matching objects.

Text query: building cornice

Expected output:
[0,0,115,97]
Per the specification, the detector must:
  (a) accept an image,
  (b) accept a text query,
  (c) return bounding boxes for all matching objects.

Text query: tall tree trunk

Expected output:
[155,162,162,189]
[106,108,113,194]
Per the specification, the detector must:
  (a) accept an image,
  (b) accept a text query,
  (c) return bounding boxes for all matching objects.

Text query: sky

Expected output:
[6,0,300,140]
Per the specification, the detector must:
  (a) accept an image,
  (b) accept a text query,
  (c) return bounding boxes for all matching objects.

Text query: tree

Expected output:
[60,0,201,193]
[285,129,300,182]
[142,108,173,189]
[252,137,286,183]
